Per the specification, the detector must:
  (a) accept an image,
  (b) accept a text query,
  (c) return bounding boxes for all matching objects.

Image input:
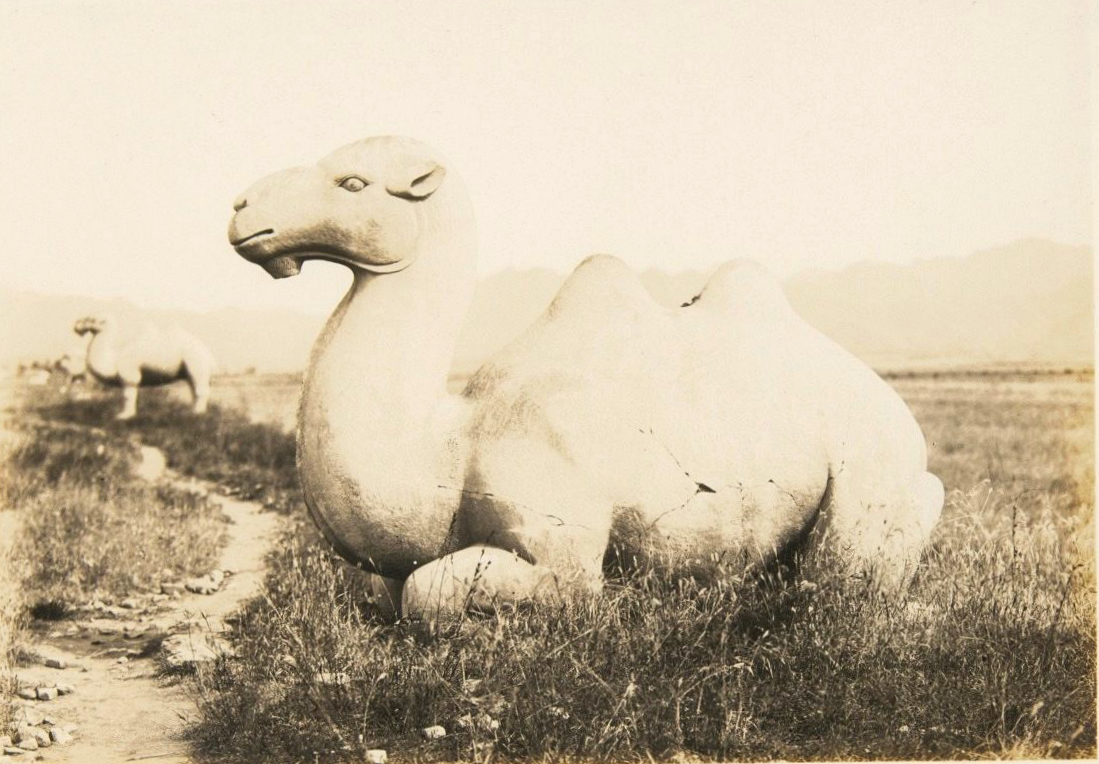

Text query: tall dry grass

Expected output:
[30,371,1099,760]
[1,413,229,613]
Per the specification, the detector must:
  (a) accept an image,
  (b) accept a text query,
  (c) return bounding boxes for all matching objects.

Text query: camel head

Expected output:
[228,136,469,279]
[73,316,108,336]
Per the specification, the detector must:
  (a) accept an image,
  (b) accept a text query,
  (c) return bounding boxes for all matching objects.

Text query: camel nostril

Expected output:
[233,196,249,212]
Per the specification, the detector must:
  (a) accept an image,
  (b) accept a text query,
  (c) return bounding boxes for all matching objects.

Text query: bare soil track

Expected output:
[9,434,283,763]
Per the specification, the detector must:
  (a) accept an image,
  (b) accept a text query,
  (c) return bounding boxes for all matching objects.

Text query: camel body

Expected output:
[75,318,214,419]
[229,136,944,619]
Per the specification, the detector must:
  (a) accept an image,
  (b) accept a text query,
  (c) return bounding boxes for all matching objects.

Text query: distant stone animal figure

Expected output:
[73,317,214,420]
[228,136,944,620]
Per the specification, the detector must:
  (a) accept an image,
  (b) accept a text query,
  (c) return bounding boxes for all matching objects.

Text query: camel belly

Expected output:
[138,364,186,386]
[607,464,829,575]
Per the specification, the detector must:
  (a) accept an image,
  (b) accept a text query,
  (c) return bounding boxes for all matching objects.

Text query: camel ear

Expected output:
[386,162,446,200]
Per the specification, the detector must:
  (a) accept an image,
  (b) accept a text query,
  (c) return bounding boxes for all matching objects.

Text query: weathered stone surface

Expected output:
[44,658,66,669]
[161,633,235,668]
[30,728,50,748]
[364,750,387,764]
[120,598,140,609]
[35,687,58,701]
[2,746,24,755]
[421,725,447,740]
[17,708,43,727]
[55,684,74,696]
[14,736,36,751]
[48,728,72,745]
[160,581,186,595]
[15,689,35,701]
[0,736,11,748]
[184,573,223,595]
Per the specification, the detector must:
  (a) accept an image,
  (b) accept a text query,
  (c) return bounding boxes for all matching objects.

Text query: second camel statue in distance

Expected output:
[227,136,944,620]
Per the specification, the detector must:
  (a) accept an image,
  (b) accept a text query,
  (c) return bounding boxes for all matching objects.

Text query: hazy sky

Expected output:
[0,0,1091,314]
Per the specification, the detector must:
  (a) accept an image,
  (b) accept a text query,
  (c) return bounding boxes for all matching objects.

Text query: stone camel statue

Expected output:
[228,136,944,620]
[73,317,215,420]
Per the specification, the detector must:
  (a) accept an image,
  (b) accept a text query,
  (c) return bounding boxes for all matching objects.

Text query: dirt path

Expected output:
[9,443,284,763]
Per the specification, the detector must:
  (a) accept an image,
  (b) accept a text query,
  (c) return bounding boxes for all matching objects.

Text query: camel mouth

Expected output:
[230,229,275,247]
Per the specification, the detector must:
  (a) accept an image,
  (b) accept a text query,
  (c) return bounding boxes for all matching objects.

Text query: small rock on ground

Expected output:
[36,687,58,701]
[17,708,43,727]
[48,728,72,745]
[43,658,66,669]
[55,684,73,696]
[184,570,225,595]
[15,689,35,701]
[364,750,387,764]
[3,746,24,756]
[161,633,235,668]
[421,725,446,740]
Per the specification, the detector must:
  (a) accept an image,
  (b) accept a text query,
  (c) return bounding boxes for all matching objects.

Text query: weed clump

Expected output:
[1,417,229,607]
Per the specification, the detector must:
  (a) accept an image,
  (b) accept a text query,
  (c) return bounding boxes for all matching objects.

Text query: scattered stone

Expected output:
[18,709,43,727]
[120,598,140,609]
[48,728,71,745]
[15,689,35,701]
[30,729,50,748]
[35,688,57,701]
[55,685,73,696]
[2,746,23,756]
[421,725,447,740]
[44,658,66,669]
[161,633,235,668]
[364,750,387,764]
[39,717,55,728]
[184,574,222,595]
[14,737,36,752]
[97,624,121,636]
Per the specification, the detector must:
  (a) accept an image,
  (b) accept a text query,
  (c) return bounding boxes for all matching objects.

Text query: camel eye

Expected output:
[338,176,368,192]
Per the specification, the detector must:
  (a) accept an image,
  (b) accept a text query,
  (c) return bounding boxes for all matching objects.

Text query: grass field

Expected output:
[6,368,1096,761]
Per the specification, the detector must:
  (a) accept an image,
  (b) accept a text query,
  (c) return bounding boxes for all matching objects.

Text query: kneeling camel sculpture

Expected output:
[228,136,943,619]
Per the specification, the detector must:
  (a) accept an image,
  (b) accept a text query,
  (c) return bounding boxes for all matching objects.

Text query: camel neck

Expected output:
[300,226,477,452]
[85,327,119,379]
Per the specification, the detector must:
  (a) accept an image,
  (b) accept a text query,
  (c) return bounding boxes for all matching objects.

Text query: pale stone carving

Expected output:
[229,136,943,620]
[73,317,214,420]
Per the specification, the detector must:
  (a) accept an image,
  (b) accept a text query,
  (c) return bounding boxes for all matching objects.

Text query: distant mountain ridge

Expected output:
[1,239,1091,375]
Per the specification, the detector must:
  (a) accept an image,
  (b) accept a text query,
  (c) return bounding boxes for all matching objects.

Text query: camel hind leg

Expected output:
[807,468,943,591]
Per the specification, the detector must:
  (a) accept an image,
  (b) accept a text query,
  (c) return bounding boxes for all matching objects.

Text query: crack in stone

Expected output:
[638,426,717,495]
